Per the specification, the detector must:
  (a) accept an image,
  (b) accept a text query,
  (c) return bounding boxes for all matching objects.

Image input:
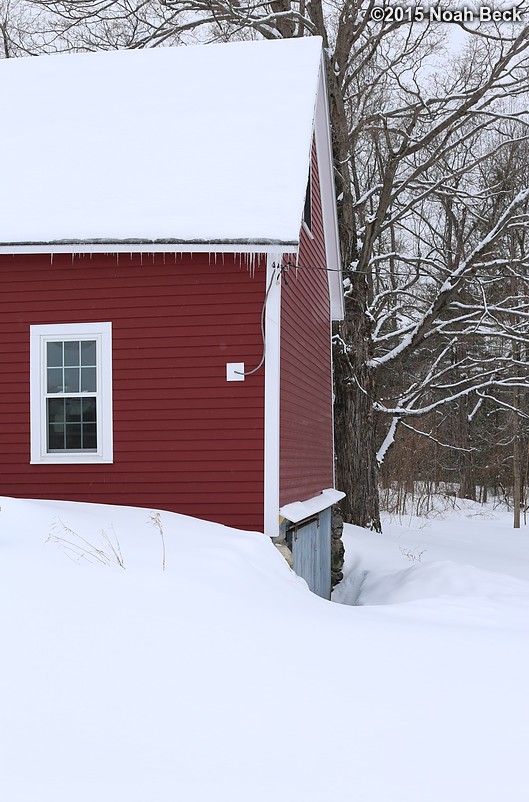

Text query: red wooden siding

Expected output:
[280,141,334,506]
[0,252,266,531]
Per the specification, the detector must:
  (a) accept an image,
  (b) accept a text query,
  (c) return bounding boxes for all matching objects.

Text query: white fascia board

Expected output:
[263,253,282,537]
[314,54,344,321]
[0,242,299,256]
[279,488,345,524]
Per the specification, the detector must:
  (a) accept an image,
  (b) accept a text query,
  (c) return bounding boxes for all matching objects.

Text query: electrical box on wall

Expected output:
[226,363,245,382]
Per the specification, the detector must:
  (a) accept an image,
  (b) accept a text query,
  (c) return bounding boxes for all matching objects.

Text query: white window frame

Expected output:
[302,163,313,237]
[30,322,113,464]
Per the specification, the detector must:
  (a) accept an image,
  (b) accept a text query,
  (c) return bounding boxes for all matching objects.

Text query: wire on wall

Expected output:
[235,263,282,377]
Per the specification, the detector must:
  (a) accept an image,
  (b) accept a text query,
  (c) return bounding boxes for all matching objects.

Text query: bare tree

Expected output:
[305,13,526,528]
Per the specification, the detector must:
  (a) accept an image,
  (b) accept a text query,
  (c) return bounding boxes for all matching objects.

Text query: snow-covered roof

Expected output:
[279,488,345,524]
[0,37,326,248]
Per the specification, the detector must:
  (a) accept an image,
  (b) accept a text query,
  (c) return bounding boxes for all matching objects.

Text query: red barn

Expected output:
[0,37,343,596]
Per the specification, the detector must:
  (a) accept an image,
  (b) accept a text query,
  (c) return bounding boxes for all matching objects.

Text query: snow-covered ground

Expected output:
[1,495,529,801]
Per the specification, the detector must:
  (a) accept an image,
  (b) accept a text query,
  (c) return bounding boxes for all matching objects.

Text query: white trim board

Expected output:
[0,243,299,256]
[314,53,344,321]
[263,253,282,537]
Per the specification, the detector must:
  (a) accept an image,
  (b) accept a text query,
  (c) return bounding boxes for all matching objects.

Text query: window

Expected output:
[30,322,113,463]
[303,165,312,232]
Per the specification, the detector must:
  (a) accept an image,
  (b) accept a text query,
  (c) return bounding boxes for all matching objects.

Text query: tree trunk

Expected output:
[513,382,521,529]
[511,270,521,528]
[318,36,381,532]
[458,388,476,500]
[513,427,521,529]
[333,273,381,531]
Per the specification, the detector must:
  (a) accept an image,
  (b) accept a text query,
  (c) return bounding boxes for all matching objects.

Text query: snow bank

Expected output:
[360,559,529,604]
[2,495,529,802]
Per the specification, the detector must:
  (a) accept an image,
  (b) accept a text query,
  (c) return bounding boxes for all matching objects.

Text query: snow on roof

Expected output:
[0,38,323,246]
[279,488,345,524]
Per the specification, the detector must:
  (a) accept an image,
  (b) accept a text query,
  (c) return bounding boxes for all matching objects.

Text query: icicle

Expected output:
[244,251,256,278]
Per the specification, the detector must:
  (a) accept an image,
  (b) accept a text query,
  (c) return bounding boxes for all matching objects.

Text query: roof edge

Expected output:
[0,240,299,255]
[279,488,346,524]
[314,52,344,321]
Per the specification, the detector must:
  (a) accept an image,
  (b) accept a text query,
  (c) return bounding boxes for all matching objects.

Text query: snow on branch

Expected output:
[368,186,529,370]
[374,376,529,418]
[376,415,401,467]
[475,391,529,420]
[400,422,474,452]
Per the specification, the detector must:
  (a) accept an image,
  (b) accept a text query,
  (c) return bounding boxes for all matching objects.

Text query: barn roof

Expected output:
[0,37,324,248]
[1,36,343,318]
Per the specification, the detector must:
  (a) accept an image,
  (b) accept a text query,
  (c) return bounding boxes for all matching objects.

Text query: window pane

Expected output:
[81,340,97,366]
[81,367,96,393]
[48,397,65,423]
[303,175,311,230]
[82,423,97,450]
[82,398,97,422]
[64,341,80,367]
[65,398,81,422]
[46,397,97,452]
[47,367,64,393]
[47,341,63,368]
[48,423,65,450]
[65,424,82,450]
[47,398,65,450]
[64,368,80,393]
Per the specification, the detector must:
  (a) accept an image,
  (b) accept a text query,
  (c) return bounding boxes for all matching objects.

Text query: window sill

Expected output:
[31,456,114,465]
